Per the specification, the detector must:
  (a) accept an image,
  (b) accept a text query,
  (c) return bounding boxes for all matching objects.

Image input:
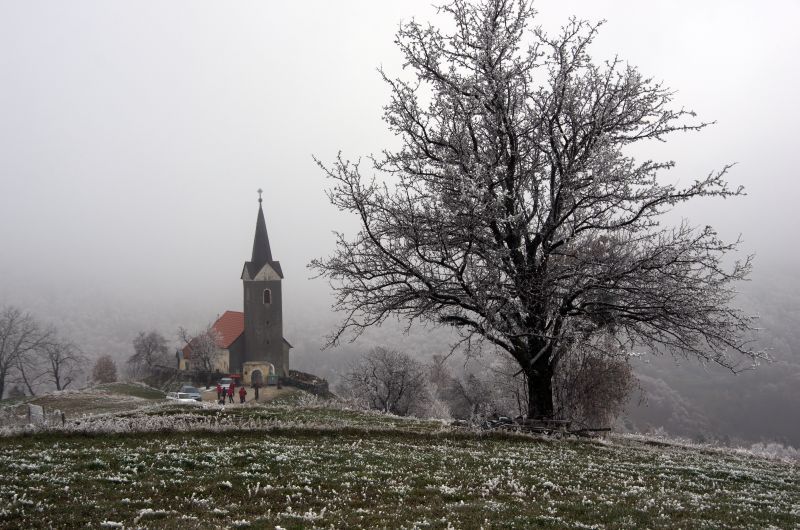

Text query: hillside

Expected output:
[0,391,797,528]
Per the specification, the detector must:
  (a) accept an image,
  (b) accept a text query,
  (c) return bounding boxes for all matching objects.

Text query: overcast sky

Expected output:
[1,0,798,331]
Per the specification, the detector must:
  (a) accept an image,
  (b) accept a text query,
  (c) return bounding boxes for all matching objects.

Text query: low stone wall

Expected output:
[148,365,221,390]
[280,370,330,397]
[150,364,330,395]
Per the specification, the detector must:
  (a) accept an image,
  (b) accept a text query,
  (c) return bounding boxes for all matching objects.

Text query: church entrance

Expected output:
[243,361,275,386]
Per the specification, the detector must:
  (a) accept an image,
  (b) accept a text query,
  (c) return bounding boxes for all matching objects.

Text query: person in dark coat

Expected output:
[227,386,234,403]
[254,381,260,401]
[238,386,247,404]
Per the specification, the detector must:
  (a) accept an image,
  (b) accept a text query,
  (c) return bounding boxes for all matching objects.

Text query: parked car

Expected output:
[166,392,197,404]
[179,385,202,401]
[218,377,234,388]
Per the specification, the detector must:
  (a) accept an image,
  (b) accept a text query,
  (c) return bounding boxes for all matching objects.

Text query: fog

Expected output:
[1,1,799,444]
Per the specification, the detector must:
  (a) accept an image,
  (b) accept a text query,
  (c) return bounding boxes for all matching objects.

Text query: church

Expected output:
[177,192,292,385]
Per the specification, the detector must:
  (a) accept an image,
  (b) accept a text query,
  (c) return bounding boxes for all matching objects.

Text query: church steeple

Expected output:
[241,189,289,379]
[251,189,273,270]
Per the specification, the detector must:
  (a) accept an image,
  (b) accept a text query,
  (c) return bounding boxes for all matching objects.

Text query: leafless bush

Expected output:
[419,395,452,420]
[553,338,636,428]
[425,354,527,421]
[747,442,800,462]
[92,355,118,384]
[444,373,498,419]
[339,347,429,416]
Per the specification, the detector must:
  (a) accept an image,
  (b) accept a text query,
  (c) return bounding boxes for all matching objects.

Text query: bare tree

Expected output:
[41,340,87,391]
[92,355,118,384]
[313,0,763,419]
[128,331,169,378]
[14,346,47,397]
[178,325,222,373]
[340,347,429,416]
[0,306,51,398]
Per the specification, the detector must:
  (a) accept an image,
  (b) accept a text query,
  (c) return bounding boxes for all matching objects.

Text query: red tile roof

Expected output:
[181,310,244,359]
[212,310,244,348]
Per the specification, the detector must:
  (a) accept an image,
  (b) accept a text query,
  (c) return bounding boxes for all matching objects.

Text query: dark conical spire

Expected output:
[251,189,273,269]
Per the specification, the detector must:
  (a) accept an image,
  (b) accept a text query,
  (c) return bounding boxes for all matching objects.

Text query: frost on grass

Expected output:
[0,398,445,438]
[0,401,796,528]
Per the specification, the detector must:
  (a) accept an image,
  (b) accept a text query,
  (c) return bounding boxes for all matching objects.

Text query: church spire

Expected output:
[251,189,273,269]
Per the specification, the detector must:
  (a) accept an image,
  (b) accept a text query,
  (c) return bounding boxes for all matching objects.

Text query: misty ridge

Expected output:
[1,0,799,448]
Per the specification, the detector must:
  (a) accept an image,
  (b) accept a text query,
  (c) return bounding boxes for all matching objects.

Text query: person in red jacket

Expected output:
[227,386,234,404]
[215,383,222,401]
[238,385,247,404]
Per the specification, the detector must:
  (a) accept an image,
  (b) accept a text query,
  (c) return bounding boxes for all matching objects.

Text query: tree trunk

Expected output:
[18,365,37,397]
[525,355,554,419]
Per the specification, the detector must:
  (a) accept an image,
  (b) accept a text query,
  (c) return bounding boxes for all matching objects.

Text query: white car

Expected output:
[218,377,235,388]
[179,385,202,401]
[166,392,197,404]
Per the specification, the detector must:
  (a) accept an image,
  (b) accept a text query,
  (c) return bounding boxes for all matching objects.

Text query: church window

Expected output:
[263,289,272,305]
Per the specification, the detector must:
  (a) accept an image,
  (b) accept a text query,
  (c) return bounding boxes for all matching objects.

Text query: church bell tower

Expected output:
[241,190,289,377]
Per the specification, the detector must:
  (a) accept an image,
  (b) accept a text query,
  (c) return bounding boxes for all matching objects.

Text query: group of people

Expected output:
[216,381,249,405]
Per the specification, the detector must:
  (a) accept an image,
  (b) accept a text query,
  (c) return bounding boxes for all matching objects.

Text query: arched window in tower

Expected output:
[263,289,272,305]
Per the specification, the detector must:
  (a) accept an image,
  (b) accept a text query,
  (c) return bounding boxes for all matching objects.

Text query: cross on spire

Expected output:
[251,189,273,267]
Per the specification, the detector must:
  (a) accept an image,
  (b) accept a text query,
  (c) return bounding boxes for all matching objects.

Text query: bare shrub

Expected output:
[419,395,452,420]
[747,442,800,462]
[339,347,429,416]
[444,373,497,419]
[92,355,118,384]
[553,338,636,428]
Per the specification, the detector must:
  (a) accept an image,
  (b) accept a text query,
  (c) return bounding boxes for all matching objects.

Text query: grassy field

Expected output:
[0,397,797,529]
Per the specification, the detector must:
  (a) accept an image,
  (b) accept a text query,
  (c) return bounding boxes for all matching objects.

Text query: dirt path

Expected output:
[199,385,295,405]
